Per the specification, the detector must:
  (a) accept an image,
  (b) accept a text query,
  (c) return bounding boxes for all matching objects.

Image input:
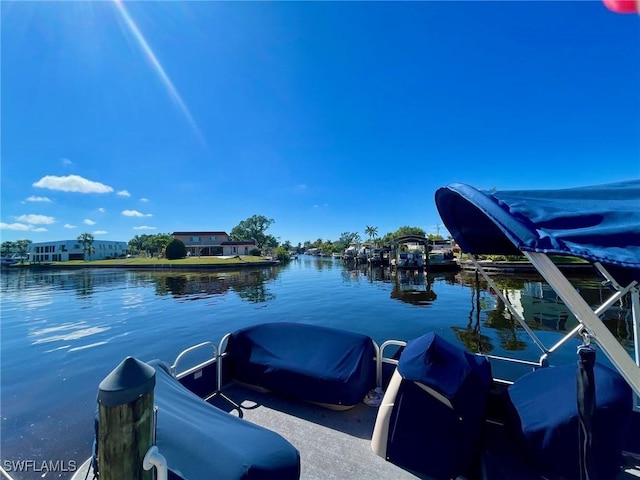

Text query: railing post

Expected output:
[97,356,156,480]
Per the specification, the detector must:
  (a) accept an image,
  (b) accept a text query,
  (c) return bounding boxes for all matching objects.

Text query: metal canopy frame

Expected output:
[469,254,640,398]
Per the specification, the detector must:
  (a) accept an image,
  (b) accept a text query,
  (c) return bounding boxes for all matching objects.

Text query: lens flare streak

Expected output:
[112,0,206,146]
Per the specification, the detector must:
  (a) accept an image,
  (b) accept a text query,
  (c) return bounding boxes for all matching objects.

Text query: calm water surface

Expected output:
[0,256,635,479]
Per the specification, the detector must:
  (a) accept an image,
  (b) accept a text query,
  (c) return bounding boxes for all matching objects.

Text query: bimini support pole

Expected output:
[630,284,640,370]
[524,251,640,397]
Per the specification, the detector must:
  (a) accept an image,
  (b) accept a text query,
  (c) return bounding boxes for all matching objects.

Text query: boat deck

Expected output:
[70,382,640,480]
[212,384,640,480]
[209,384,420,480]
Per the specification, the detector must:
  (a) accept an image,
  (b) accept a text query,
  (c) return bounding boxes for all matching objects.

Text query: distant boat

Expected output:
[342,243,358,261]
[0,256,19,267]
[427,239,460,272]
[368,247,391,267]
[390,235,427,270]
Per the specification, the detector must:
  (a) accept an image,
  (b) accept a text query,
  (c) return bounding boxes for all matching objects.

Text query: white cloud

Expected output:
[140,198,149,203]
[294,184,308,192]
[122,210,152,218]
[0,222,31,231]
[33,174,113,194]
[133,225,157,230]
[15,214,55,225]
[25,196,52,203]
[61,158,73,166]
[98,208,106,213]
[0,223,48,232]
[64,224,77,229]
[93,230,108,235]
[84,219,96,226]
[117,190,131,197]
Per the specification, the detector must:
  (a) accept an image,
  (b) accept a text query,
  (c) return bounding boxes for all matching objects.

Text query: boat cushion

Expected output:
[507,361,633,480]
[148,359,300,480]
[384,332,493,480]
[226,322,376,407]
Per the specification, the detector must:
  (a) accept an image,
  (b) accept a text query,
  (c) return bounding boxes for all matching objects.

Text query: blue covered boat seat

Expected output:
[506,361,633,480]
[225,322,377,409]
[371,332,493,480]
[148,359,300,480]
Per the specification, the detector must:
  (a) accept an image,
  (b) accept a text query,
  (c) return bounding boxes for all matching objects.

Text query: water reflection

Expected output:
[299,254,341,270]
[2,266,634,357]
[341,264,393,283]
[0,269,127,299]
[29,322,110,344]
[335,265,635,355]
[390,269,437,306]
[455,272,635,355]
[451,278,495,354]
[150,268,278,303]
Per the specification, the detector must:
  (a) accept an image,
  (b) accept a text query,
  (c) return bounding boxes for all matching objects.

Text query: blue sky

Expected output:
[1,1,638,246]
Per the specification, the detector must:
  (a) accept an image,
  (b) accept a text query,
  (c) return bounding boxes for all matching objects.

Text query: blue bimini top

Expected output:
[434,180,640,284]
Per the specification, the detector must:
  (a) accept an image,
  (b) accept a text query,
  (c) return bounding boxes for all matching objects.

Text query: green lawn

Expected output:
[31,256,271,267]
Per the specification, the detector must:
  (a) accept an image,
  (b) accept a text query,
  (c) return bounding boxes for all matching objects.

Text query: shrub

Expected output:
[165,239,187,260]
[275,247,290,262]
[249,248,261,256]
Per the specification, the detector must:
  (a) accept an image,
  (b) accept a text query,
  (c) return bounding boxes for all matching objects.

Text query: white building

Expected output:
[27,240,128,262]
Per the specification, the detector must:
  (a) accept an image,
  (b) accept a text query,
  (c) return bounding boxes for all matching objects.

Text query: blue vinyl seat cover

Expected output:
[507,362,633,480]
[148,359,300,480]
[384,332,493,480]
[226,322,376,407]
[397,331,493,408]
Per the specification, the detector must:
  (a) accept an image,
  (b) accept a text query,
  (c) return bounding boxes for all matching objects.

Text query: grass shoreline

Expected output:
[3,256,280,271]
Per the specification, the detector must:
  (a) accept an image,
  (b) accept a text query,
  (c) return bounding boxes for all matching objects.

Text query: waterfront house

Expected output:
[27,240,128,262]
[171,231,256,257]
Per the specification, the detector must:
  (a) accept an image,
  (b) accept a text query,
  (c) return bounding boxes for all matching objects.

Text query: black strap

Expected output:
[577,345,596,480]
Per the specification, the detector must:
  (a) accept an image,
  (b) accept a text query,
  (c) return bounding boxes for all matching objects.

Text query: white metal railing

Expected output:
[377,340,407,387]
[170,341,218,380]
[202,333,239,408]
[143,446,168,480]
[143,405,168,480]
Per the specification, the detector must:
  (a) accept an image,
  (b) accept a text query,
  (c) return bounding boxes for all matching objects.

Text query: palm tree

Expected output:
[365,226,378,244]
[128,235,147,256]
[77,233,95,261]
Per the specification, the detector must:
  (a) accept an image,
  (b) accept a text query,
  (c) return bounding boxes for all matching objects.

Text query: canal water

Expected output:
[0,256,635,479]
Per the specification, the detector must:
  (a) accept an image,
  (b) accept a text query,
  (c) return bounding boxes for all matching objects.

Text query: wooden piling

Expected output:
[97,356,156,480]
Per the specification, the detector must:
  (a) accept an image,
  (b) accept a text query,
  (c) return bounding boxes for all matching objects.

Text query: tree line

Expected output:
[0,239,32,263]
[0,215,446,262]
[289,225,445,257]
